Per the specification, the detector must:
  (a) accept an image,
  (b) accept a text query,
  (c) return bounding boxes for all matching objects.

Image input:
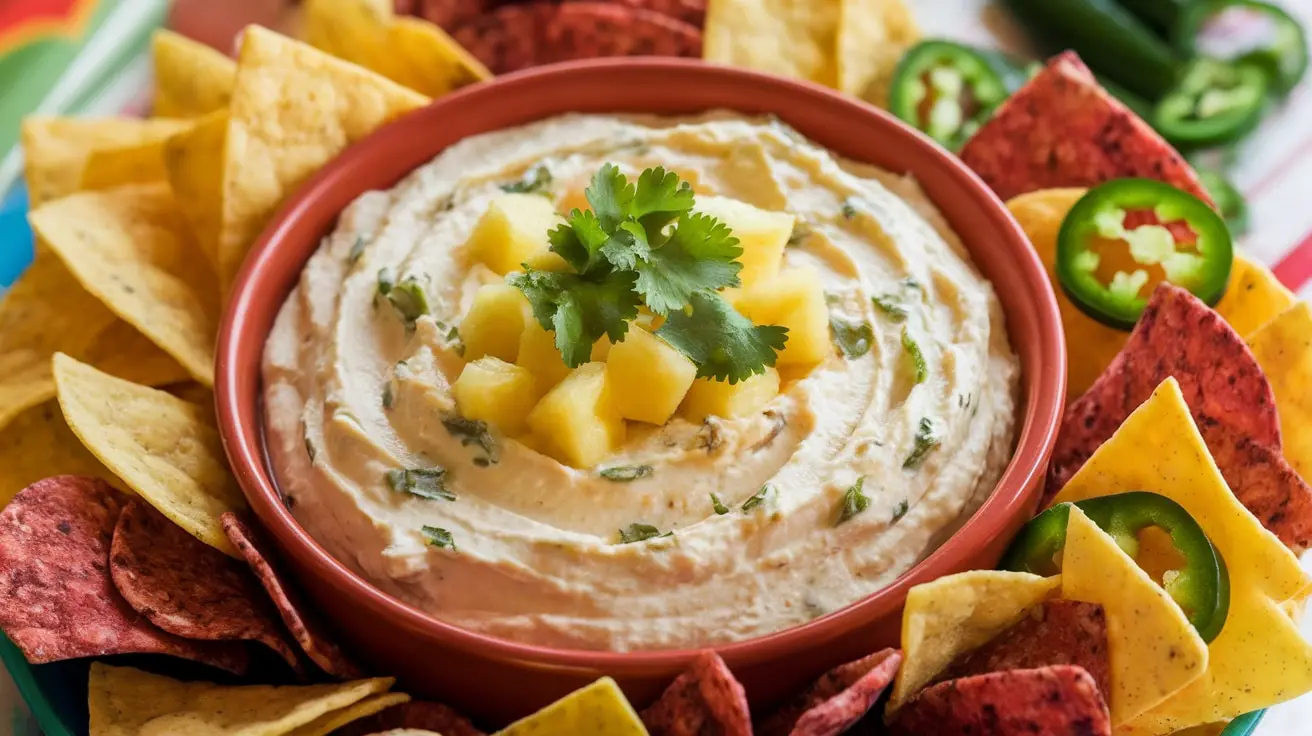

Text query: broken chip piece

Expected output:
[889,665,1111,736]
[642,650,753,736]
[756,648,902,736]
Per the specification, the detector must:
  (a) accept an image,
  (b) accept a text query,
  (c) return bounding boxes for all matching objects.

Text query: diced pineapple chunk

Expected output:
[461,283,529,362]
[606,328,697,425]
[682,368,780,422]
[732,267,831,367]
[527,363,626,468]
[453,357,536,434]
[517,319,572,393]
[465,193,562,275]
[696,195,795,289]
[523,249,570,272]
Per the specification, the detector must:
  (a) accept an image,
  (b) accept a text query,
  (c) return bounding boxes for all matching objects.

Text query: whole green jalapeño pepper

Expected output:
[1176,0,1309,94]
[889,40,1011,152]
[1056,178,1233,330]
[1000,491,1231,642]
[1153,57,1270,149]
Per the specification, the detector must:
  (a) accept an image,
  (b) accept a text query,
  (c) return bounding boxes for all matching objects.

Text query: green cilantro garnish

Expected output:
[510,164,787,382]
[787,220,811,247]
[387,467,454,501]
[599,465,654,482]
[901,276,922,290]
[376,267,395,296]
[904,417,942,469]
[347,236,367,263]
[386,275,429,327]
[840,198,860,219]
[901,328,928,384]
[838,477,870,524]
[442,415,498,466]
[500,164,553,196]
[892,499,909,522]
[421,525,456,550]
[711,493,729,515]
[872,294,909,321]
[742,484,775,513]
[446,325,465,356]
[382,382,394,410]
[830,315,873,358]
[618,523,671,544]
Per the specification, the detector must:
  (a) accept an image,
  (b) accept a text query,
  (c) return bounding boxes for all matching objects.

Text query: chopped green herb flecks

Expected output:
[840,198,860,220]
[381,382,394,410]
[386,275,430,327]
[599,465,654,482]
[376,267,395,296]
[421,525,456,550]
[442,414,499,465]
[387,467,454,501]
[446,325,465,356]
[347,236,367,263]
[904,417,942,469]
[900,276,922,290]
[500,164,554,196]
[872,294,910,321]
[742,484,775,513]
[618,522,670,544]
[711,493,730,515]
[901,328,928,384]
[838,477,870,524]
[892,499,909,522]
[830,315,873,358]
[787,220,812,247]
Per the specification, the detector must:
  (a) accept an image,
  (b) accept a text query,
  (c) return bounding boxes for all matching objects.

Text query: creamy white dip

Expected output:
[262,113,1020,652]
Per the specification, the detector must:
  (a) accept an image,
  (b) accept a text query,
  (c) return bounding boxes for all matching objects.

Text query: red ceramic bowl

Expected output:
[217,58,1066,725]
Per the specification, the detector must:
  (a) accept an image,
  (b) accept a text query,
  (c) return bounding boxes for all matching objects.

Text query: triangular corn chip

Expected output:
[704,0,842,87]
[0,399,122,506]
[837,0,920,102]
[152,29,237,118]
[20,116,188,206]
[497,677,646,735]
[164,109,229,269]
[79,138,172,190]
[1248,301,1312,481]
[1217,252,1296,339]
[287,692,412,736]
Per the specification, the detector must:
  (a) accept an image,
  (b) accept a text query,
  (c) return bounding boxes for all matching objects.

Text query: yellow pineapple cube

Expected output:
[527,363,626,468]
[682,368,780,422]
[452,357,537,434]
[465,193,562,275]
[733,268,831,367]
[606,328,697,425]
[523,249,570,272]
[696,195,795,289]
[461,283,529,362]
[517,319,572,393]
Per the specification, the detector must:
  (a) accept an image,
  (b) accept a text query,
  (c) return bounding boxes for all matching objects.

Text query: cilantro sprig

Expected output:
[509,164,788,384]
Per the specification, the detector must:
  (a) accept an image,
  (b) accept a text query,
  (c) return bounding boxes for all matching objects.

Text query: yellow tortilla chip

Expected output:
[20,117,189,206]
[164,109,228,269]
[29,183,221,384]
[1247,301,1312,480]
[152,29,237,118]
[287,693,411,736]
[886,570,1061,712]
[88,662,393,736]
[496,677,646,736]
[52,353,246,557]
[1215,254,1296,337]
[0,399,123,506]
[218,25,429,292]
[303,0,489,97]
[1052,378,1312,731]
[704,0,842,87]
[1061,506,1207,725]
[837,0,920,102]
[79,139,170,190]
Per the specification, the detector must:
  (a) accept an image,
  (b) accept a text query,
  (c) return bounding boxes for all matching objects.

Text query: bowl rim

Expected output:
[217,57,1067,673]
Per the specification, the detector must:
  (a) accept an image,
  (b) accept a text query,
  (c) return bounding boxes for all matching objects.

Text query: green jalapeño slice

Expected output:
[1153,57,1270,149]
[889,40,1010,152]
[1056,178,1233,330]
[1176,0,1308,94]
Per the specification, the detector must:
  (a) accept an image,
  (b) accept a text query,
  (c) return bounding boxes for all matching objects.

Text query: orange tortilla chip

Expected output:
[20,116,188,206]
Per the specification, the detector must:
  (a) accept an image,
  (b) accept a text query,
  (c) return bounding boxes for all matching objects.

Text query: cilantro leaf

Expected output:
[599,219,652,271]
[421,525,456,549]
[511,268,640,368]
[631,166,695,232]
[904,417,942,469]
[837,477,870,525]
[830,315,873,358]
[710,493,729,515]
[549,210,610,272]
[618,523,670,544]
[656,291,788,383]
[586,163,634,230]
[599,465,653,482]
[635,212,742,315]
[500,164,553,196]
[741,484,774,513]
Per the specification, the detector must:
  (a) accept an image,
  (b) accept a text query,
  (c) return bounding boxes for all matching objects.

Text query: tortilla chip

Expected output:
[0,400,121,506]
[333,701,485,736]
[288,692,412,736]
[20,116,190,206]
[218,25,428,292]
[704,0,841,87]
[934,600,1109,699]
[641,651,752,736]
[109,499,301,671]
[87,662,393,736]
[0,476,248,674]
[756,648,902,736]
[837,0,920,103]
[961,52,1211,205]
[889,665,1111,736]
[29,183,221,384]
[303,0,490,97]
[501,677,647,736]
[1248,301,1312,480]
[222,513,365,679]
[79,139,171,190]
[1216,255,1296,338]
[164,109,229,270]
[52,353,246,557]
[1052,379,1312,731]
[887,571,1060,712]
[152,29,237,118]
[1062,507,1207,724]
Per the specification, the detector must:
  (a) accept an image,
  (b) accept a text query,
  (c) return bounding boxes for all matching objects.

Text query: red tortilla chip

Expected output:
[110,499,302,673]
[641,650,752,736]
[0,476,248,674]
[566,0,707,26]
[959,52,1212,205]
[333,700,485,736]
[889,665,1111,736]
[451,4,552,74]
[1196,418,1312,551]
[935,600,1109,698]
[397,0,493,30]
[756,648,902,736]
[221,512,364,679]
